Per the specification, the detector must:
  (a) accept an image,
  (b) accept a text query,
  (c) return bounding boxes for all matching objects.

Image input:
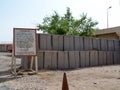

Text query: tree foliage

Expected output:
[37,7,98,36]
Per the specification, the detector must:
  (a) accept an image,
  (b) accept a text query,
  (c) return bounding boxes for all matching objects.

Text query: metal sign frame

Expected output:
[12,28,38,78]
[13,28,37,56]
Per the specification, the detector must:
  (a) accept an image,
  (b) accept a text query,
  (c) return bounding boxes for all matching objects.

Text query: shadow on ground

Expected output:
[0,70,15,83]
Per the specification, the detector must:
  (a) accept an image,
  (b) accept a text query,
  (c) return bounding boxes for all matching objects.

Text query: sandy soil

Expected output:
[0,52,120,90]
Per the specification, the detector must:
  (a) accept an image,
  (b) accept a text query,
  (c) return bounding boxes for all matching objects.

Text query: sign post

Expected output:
[13,28,38,77]
[35,56,38,72]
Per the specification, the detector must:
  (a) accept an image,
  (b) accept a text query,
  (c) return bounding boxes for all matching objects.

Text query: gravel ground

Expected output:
[0,52,120,90]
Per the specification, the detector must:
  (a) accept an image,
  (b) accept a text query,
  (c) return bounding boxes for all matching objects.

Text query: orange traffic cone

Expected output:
[62,72,69,90]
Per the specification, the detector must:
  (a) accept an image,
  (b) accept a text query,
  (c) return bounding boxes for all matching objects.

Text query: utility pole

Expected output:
[107,6,112,28]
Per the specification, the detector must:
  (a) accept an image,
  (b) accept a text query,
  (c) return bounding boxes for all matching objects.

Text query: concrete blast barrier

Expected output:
[74,36,84,51]
[98,51,106,65]
[107,39,114,51]
[39,34,52,50]
[80,51,90,67]
[39,34,47,50]
[52,35,59,50]
[58,35,64,50]
[80,51,85,67]
[113,52,120,64]
[74,51,80,68]
[58,51,69,69]
[106,52,113,65]
[44,51,52,69]
[84,37,92,50]
[92,38,100,50]
[64,36,74,51]
[46,34,52,50]
[69,36,74,51]
[58,51,64,69]
[20,33,120,70]
[90,51,98,67]
[21,51,120,70]
[38,51,44,69]
[37,34,120,51]
[69,51,75,69]
[64,36,70,51]
[114,40,120,51]
[64,51,69,69]
[51,51,57,69]
[52,35,64,50]
[100,38,108,51]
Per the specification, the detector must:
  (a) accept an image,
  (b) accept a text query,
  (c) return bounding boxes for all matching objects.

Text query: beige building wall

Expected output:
[96,33,119,40]
[95,26,120,40]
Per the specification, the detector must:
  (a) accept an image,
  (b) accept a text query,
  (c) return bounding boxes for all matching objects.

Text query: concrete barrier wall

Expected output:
[0,45,7,52]
[21,51,120,70]
[38,34,120,51]
[21,34,120,70]
[0,44,12,52]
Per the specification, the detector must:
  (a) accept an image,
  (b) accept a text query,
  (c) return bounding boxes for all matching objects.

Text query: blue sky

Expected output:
[0,0,120,43]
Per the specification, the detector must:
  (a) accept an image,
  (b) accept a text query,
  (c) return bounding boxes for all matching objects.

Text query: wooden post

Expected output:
[30,56,34,70]
[11,50,14,71]
[35,56,38,73]
[13,56,17,78]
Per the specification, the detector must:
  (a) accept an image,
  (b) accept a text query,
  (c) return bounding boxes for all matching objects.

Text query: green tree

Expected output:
[37,7,98,36]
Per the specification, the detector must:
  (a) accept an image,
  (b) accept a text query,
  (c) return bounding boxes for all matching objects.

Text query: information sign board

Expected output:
[13,28,37,56]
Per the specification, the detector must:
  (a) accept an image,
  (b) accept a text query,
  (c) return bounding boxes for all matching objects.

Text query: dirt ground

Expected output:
[0,52,120,90]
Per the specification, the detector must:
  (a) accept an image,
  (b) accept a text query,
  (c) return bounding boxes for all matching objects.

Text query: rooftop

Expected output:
[96,26,120,36]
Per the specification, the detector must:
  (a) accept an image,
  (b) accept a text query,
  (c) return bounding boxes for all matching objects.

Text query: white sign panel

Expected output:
[14,28,37,56]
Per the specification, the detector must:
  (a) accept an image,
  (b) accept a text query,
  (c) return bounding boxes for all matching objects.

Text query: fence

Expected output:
[21,34,120,70]
[38,34,120,51]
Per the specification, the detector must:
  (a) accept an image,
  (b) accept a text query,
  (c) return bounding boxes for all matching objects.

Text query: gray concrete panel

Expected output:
[92,38,100,50]
[100,38,108,51]
[94,51,98,66]
[52,35,59,50]
[89,37,93,50]
[84,37,89,50]
[64,51,69,69]
[51,51,57,69]
[98,51,105,66]
[113,52,119,64]
[38,51,44,69]
[74,51,80,68]
[106,52,113,65]
[46,35,52,50]
[102,52,107,65]
[69,36,74,50]
[40,34,47,50]
[64,36,70,51]
[107,40,114,51]
[44,52,52,69]
[90,51,94,66]
[79,37,84,50]
[80,51,86,67]
[69,51,75,69]
[58,51,64,69]
[74,36,80,51]
[58,35,64,50]
[114,40,120,51]
[85,51,90,67]
[90,51,98,66]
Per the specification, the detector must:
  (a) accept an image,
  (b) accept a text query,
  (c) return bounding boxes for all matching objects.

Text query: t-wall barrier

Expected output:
[21,34,120,70]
